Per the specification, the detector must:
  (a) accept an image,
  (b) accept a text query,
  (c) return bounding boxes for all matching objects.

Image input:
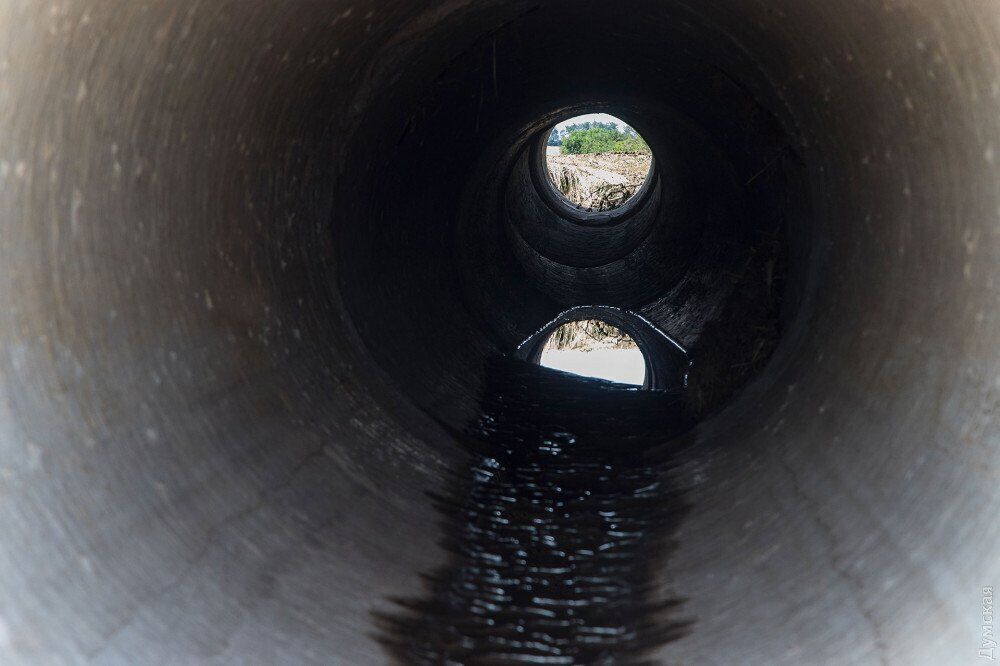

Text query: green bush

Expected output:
[560,126,650,155]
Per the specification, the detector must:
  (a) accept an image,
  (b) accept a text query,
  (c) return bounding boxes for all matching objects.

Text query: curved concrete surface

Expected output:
[0,1,997,663]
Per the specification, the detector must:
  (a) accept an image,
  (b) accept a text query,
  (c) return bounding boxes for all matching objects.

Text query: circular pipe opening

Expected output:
[542,113,655,215]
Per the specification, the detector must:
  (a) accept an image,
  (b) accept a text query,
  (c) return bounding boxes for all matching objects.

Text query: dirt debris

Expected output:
[546,152,652,211]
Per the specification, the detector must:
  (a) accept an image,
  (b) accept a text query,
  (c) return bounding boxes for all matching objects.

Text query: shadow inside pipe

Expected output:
[376,357,696,664]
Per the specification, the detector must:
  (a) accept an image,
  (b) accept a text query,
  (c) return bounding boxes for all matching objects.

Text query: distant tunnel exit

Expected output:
[538,319,646,386]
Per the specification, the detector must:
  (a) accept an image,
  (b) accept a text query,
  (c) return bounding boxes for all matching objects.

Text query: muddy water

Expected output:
[378,358,695,664]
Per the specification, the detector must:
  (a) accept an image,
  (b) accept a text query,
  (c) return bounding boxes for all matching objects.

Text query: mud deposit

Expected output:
[546,153,653,211]
[378,358,694,664]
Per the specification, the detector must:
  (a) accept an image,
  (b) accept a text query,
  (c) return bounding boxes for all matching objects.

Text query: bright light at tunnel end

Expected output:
[538,320,647,386]
[539,347,646,385]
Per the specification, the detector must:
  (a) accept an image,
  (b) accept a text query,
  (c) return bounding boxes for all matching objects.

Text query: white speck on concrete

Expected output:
[26,442,42,471]
[964,228,981,255]
[111,144,122,179]
[70,188,83,233]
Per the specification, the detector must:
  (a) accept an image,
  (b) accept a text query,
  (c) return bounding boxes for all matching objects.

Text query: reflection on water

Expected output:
[378,358,694,664]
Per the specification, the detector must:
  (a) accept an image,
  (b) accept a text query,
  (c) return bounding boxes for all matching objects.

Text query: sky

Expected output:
[554,113,628,132]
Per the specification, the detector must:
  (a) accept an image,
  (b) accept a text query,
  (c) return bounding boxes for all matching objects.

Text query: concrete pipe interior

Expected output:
[1,1,997,663]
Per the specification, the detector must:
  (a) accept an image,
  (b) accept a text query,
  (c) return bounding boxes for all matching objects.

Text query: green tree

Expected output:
[560,125,649,155]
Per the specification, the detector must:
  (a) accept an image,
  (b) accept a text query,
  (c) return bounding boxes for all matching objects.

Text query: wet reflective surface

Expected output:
[379,358,695,664]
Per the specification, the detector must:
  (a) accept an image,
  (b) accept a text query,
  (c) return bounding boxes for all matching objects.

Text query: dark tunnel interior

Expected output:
[0,1,998,663]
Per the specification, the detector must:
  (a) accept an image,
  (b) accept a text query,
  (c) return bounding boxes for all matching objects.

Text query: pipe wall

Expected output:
[0,1,997,663]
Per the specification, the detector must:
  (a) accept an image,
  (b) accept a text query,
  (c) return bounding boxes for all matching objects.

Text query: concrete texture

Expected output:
[0,0,997,663]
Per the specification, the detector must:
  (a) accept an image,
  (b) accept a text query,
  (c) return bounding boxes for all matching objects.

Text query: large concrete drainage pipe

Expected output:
[0,1,997,663]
